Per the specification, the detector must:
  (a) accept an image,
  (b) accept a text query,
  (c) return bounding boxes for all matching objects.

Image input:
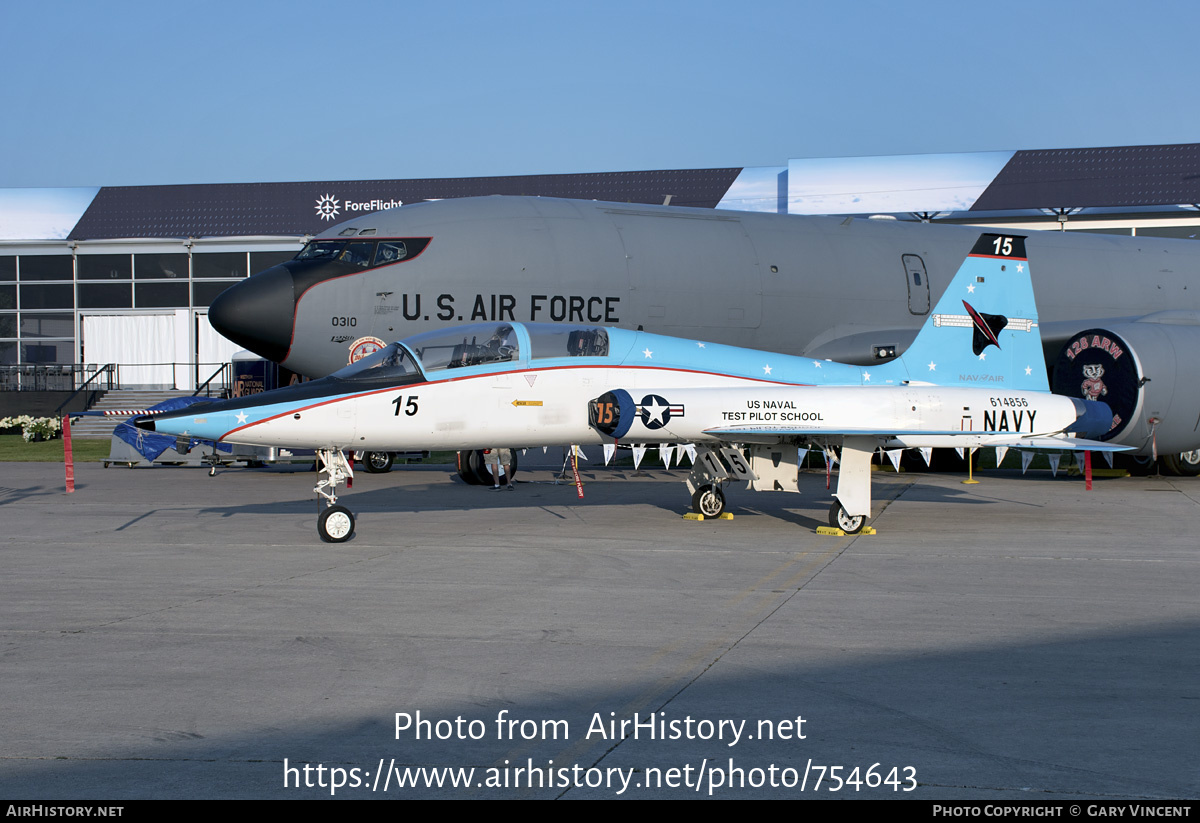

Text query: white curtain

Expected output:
[82,314,175,388]
[196,313,242,389]
[196,313,242,369]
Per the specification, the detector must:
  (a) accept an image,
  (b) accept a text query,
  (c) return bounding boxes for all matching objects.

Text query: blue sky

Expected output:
[3,0,1197,188]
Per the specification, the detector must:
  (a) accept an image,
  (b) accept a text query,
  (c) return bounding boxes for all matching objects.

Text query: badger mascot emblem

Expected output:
[1081,363,1107,401]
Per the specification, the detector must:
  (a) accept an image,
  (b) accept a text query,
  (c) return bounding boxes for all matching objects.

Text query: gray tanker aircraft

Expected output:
[208,195,1200,473]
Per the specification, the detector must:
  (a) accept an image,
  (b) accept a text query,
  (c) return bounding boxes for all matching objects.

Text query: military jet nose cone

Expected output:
[208,265,296,363]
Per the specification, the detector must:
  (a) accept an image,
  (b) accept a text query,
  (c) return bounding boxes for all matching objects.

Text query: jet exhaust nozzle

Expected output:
[1070,398,1114,439]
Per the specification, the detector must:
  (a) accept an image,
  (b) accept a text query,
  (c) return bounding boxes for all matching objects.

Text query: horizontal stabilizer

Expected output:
[1013,436,1131,452]
[700,430,1132,452]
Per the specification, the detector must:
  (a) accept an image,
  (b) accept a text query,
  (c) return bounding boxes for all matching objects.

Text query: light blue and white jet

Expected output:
[141,233,1120,541]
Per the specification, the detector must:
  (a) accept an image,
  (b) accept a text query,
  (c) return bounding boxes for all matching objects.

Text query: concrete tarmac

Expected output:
[0,458,1197,799]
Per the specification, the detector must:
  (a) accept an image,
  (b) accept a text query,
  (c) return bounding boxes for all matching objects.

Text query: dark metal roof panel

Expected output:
[68,168,742,240]
[971,143,1200,210]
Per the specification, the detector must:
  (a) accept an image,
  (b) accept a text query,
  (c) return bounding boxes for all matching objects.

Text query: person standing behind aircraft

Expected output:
[485,448,515,490]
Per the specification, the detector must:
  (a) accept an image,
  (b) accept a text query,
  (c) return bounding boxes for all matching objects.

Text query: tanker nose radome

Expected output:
[208,265,296,363]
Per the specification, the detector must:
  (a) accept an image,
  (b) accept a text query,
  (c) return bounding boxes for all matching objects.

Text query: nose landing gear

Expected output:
[315,449,356,542]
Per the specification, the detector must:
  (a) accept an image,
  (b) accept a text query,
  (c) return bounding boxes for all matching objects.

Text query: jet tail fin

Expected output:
[874,233,1048,391]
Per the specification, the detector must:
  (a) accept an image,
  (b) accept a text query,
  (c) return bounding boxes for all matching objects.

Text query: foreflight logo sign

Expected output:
[315,194,341,221]
[344,197,404,213]
[315,193,404,222]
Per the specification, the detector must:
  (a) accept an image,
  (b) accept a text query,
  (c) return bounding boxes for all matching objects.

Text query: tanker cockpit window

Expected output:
[338,241,375,268]
[295,240,346,261]
[403,323,519,372]
[374,241,408,266]
[295,238,427,270]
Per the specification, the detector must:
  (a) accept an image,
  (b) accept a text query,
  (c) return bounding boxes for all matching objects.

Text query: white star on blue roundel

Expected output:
[639,394,672,429]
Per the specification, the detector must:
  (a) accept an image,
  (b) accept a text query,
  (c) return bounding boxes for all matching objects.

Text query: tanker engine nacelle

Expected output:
[1051,316,1200,475]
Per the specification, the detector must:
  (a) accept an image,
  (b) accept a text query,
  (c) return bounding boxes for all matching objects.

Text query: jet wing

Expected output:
[704,426,973,437]
[702,426,1130,452]
[700,426,971,444]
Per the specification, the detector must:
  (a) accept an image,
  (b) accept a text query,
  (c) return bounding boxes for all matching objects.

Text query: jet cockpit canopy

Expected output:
[402,323,520,372]
[330,341,421,382]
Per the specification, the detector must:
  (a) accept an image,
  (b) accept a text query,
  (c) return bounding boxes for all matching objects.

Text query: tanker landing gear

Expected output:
[1161,450,1200,477]
[456,449,519,486]
[314,449,355,543]
[1117,452,1200,477]
[362,451,394,473]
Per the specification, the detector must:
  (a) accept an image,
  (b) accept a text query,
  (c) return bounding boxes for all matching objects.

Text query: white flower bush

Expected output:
[0,415,63,441]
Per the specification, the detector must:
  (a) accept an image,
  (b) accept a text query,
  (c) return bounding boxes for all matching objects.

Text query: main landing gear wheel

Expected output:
[829,501,865,534]
[691,484,725,517]
[1161,450,1200,477]
[457,450,483,485]
[363,451,394,473]
[458,449,520,486]
[318,505,355,543]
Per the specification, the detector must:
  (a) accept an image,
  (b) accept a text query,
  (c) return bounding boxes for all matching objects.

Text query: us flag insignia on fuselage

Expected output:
[636,394,685,429]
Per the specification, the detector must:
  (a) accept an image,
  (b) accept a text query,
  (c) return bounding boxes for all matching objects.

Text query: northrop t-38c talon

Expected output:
[208,195,1200,473]
[144,233,1122,542]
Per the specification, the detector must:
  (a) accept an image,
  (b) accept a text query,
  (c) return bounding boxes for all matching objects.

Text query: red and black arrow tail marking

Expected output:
[963,300,1008,356]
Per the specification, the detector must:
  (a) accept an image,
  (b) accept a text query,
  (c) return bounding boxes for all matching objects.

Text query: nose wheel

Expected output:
[318,505,355,543]
[829,501,865,534]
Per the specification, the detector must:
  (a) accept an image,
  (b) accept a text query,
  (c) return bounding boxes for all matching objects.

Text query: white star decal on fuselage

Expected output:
[967,283,975,293]
[642,348,653,359]
[928,361,937,371]
[236,412,248,424]
[763,364,772,375]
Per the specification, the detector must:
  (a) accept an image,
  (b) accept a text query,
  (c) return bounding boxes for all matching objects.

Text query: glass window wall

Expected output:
[0,246,297,368]
[18,255,73,281]
[77,254,132,280]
